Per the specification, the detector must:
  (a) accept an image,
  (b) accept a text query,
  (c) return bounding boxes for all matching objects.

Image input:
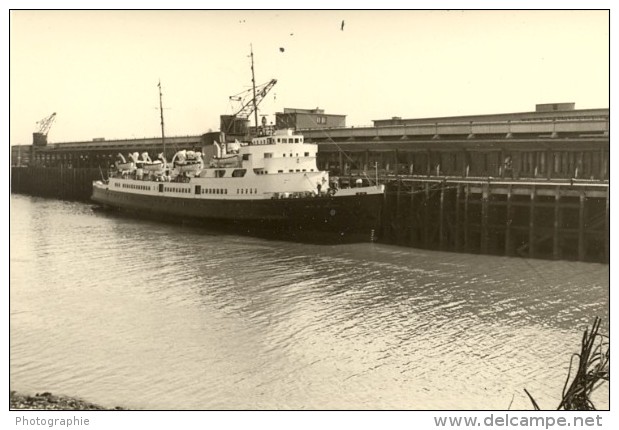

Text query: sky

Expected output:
[9,10,609,146]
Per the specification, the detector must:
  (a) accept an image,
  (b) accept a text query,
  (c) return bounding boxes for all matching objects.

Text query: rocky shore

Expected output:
[10,391,125,410]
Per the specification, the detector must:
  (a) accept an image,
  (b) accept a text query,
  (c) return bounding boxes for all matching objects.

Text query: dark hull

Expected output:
[91,187,384,243]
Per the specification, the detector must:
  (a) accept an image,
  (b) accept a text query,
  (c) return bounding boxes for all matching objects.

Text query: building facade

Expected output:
[13,104,609,182]
[275,108,346,130]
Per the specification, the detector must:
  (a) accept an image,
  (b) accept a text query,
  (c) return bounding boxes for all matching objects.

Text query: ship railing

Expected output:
[270,190,333,199]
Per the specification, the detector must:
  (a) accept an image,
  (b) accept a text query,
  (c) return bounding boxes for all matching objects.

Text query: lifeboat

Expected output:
[115,153,135,173]
[172,150,203,173]
[142,152,166,173]
[208,140,242,168]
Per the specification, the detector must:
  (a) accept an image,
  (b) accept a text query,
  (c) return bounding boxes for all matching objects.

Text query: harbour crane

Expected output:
[229,78,277,121]
[221,46,277,137]
[224,78,277,137]
[33,112,57,146]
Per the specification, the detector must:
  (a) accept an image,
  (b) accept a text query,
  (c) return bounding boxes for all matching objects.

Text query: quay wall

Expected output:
[378,177,608,264]
[10,167,609,264]
[11,166,103,201]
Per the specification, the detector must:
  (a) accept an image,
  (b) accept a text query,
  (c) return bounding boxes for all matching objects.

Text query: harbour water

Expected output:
[10,194,609,410]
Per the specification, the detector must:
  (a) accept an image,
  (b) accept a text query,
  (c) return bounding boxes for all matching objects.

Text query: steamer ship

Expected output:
[91,49,384,242]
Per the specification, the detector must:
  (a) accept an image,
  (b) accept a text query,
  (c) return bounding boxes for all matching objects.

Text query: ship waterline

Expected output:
[92,185,384,242]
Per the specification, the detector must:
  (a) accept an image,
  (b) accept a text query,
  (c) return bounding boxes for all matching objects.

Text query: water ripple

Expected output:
[10,195,609,410]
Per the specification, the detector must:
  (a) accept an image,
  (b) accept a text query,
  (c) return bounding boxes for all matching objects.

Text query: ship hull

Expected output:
[91,186,384,243]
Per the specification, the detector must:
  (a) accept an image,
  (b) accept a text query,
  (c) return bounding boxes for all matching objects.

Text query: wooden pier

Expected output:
[11,166,104,201]
[10,167,609,263]
[378,176,608,263]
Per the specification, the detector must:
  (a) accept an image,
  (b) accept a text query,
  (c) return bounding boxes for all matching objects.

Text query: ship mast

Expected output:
[158,79,166,156]
[250,44,258,135]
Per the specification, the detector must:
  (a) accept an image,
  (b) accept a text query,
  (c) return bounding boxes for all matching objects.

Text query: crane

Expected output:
[33,112,57,146]
[36,112,57,135]
[229,78,277,121]
[223,46,277,136]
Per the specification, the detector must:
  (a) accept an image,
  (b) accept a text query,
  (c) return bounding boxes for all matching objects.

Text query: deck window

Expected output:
[232,169,247,177]
[215,170,226,177]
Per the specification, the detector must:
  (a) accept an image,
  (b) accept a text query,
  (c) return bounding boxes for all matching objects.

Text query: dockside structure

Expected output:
[11,103,609,262]
[13,103,608,182]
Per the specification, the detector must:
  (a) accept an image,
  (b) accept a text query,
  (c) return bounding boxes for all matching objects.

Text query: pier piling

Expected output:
[378,176,607,263]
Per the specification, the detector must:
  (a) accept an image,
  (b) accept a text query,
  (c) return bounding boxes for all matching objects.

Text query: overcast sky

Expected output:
[9,10,609,145]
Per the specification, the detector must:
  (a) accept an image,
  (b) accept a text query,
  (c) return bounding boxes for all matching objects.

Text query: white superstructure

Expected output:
[100,129,385,201]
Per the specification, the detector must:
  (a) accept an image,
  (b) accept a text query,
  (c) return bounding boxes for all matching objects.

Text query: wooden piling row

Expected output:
[11,166,102,201]
[380,177,607,263]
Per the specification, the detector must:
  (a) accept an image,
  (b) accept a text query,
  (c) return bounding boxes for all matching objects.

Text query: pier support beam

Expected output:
[439,182,445,250]
[505,184,513,256]
[529,186,536,259]
[605,186,609,263]
[481,183,489,254]
[379,189,387,239]
[424,182,430,248]
[464,184,470,252]
[553,187,561,260]
[578,191,586,261]
[455,184,461,251]
[426,150,431,177]
[409,184,416,246]
[396,178,402,243]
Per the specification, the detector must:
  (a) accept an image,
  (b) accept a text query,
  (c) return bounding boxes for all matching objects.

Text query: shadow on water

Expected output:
[90,203,370,244]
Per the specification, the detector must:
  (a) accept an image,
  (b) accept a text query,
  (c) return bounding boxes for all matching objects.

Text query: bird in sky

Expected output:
[341,20,345,31]
[279,47,285,53]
